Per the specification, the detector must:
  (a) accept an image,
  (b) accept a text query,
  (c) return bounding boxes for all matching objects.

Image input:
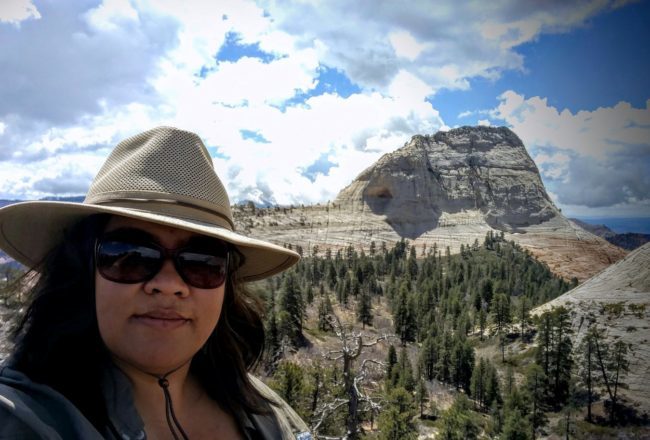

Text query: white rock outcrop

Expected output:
[335,126,558,238]
[233,126,625,281]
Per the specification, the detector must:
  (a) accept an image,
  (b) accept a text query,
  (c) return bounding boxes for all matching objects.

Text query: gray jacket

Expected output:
[0,365,311,440]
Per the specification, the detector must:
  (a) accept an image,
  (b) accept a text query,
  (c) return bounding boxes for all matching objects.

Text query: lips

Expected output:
[133,309,190,329]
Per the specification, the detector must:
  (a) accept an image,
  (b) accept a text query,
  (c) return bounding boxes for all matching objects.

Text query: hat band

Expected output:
[90,197,235,230]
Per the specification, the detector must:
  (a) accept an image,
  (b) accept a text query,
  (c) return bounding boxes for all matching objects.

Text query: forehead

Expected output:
[104,216,199,247]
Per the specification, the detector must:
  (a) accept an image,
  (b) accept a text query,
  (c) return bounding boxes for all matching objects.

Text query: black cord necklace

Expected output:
[156,373,190,440]
[143,362,192,440]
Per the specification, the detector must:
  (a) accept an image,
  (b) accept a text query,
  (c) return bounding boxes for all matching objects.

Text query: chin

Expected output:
[116,346,199,377]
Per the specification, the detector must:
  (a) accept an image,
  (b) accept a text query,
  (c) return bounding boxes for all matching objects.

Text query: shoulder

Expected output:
[247,373,312,440]
[0,366,104,439]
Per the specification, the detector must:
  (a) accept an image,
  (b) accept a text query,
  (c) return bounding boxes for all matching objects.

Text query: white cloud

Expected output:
[196,48,319,106]
[0,0,40,25]
[534,152,570,181]
[85,0,139,31]
[490,91,650,209]
[388,70,434,102]
[178,89,444,205]
[477,119,491,127]
[492,91,650,160]
[389,30,427,61]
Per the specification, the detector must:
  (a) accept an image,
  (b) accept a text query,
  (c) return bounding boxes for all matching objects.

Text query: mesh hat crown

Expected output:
[87,127,234,230]
[0,127,299,281]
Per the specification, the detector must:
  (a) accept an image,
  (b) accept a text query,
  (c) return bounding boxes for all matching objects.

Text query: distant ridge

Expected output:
[571,218,650,251]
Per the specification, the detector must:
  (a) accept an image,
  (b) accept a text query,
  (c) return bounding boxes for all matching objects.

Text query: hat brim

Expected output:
[0,201,299,282]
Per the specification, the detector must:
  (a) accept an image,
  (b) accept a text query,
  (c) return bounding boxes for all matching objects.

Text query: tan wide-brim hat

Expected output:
[0,126,299,282]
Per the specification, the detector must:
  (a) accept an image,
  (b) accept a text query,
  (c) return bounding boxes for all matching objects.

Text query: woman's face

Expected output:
[95,216,226,375]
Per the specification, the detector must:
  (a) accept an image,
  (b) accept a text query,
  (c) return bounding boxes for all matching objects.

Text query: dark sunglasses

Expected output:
[95,233,230,289]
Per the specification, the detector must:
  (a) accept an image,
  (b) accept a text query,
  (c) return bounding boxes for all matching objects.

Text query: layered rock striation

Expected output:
[533,243,650,413]
[335,126,558,238]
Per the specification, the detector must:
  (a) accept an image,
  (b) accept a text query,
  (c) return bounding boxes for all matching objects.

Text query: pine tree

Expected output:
[549,307,573,405]
[378,387,417,440]
[393,282,416,343]
[592,330,632,424]
[279,273,304,346]
[451,337,474,392]
[536,311,553,378]
[396,347,415,392]
[407,245,418,278]
[518,296,530,338]
[470,358,487,409]
[420,335,437,381]
[484,360,501,409]
[490,293,512,361]
[386,344,398,387]
[416,378,428,418]
[317,294,333,332]
[524,363,548,438]
[438,395,479,440]
[265,291,281,363]
[355,286,373,329]
[481,278,494,307]
[501,409,531,440]
[306,362,325,422]
[270,361,305,410]
[436,331,453,383]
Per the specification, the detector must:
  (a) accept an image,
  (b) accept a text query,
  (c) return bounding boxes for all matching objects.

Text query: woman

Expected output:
[0,127,311,439]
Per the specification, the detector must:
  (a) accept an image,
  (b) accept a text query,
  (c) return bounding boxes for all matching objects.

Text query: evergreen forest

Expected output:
[256,232,644,439]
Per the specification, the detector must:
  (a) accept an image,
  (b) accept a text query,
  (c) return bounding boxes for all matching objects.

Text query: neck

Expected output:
[112,357,202,424]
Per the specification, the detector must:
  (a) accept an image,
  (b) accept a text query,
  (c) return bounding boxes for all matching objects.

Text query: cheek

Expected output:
[94,273,129,349]
[197,288,226,337]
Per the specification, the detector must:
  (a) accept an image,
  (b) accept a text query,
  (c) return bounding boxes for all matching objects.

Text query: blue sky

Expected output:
[0,0,648,218]
[432,1,650,125]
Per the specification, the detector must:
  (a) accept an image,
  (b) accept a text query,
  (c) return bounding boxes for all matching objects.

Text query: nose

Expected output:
[143,259,190,297]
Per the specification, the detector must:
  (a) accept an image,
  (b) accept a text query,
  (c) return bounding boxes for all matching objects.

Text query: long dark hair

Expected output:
[9,214,271,431]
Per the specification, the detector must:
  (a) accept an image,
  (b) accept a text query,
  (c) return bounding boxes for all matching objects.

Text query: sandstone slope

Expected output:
[533,243,650,413]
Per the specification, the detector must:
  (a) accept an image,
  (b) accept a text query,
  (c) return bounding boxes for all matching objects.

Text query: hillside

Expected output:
[534,243,650,411]
[258,233,647,438]
[233,127,625,282]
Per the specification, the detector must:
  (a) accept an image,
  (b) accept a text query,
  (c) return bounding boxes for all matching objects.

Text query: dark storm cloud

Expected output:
[558,154,650,207]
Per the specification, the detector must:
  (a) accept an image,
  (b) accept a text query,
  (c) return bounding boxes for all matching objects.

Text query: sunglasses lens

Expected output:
[177,251,227,289]
[96,237,229,289]
[97,240,161,283]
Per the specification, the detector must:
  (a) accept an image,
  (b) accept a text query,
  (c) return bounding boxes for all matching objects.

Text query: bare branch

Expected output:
[311,398,349,433]
[360,358,385,371]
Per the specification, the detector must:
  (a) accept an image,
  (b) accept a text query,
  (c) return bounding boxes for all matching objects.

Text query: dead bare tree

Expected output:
[311,312,392,439]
